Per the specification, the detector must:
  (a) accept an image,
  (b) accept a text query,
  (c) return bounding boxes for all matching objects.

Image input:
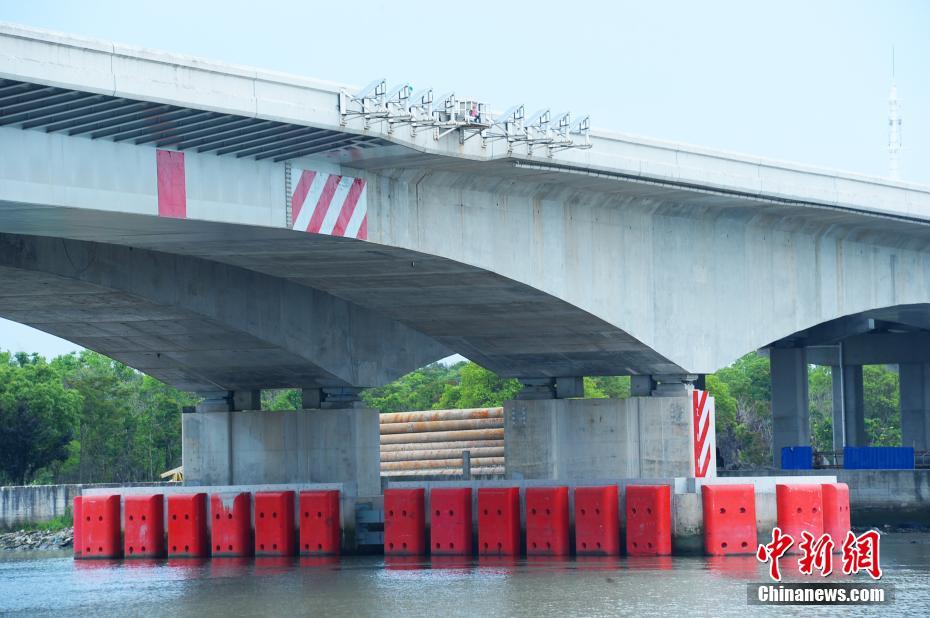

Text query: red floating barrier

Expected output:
[80,495,121,559]
[574,485,619,556]
[124,494,165,558]
[525,486,569,556]
[254,491,295,557]
[384,488,425,555]
[429,487,472,555]
[821,483,851,547]
[776,483,824,552]
[73,496,83,558]
[701,484,757,555]
[168,493,209,558]
[299,490,341,556]
[211,492,252,557]
[478,487,520,556]
[626,485,672,556]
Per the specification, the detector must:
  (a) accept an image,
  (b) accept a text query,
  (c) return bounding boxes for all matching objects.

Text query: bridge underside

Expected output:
[0,203,682,391]
[767,306,930,461]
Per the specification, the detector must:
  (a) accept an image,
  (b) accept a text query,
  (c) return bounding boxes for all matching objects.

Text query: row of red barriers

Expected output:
[384,484,673,557]
[74,490,340,560]
[701,482,850,555]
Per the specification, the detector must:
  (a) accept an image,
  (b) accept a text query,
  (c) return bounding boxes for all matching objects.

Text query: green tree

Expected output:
[134,375,198,478]
[0,353,81,485]
[435,362,521,409]
[363,362,465,412]
[584,376,631,399]
[808,366,834,452]
[262,388,301,411]
[710,353,772,468]
[863,365,900,446]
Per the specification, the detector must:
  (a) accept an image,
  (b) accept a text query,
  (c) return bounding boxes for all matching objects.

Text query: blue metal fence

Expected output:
[781,446,813,469]
[843,446,914,470]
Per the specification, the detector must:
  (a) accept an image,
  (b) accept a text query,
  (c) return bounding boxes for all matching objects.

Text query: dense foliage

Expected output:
[0,348,904,484]
[706,355,901,469]
[0,351,196,486]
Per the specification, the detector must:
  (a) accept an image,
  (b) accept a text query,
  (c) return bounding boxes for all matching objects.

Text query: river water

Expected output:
[1,533,928,616]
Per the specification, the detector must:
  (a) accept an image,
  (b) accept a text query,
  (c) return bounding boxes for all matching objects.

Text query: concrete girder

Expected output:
[0,201,685,379]
[806,330,930,366]
[0,233,449,391]
[368,167,930,375]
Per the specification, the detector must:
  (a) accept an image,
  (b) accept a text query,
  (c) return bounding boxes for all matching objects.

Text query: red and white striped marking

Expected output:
[156,149,187,219]
[290,168,367,239]
[692,389,716,478]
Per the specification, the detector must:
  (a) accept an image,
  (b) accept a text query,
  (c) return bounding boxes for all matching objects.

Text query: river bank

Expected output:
[0,528,73,552]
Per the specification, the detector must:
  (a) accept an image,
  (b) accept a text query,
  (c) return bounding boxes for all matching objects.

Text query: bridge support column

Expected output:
[182,403,379,496]
[900,363,930,450]
[771,348,809,468]
[504,396,708,480]
[838,365,866,447]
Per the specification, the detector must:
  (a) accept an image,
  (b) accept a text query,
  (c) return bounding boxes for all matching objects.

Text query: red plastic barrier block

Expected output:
[702,484,757,555]
[81,495,121,559]
[299,490,341,556]
[776,483,824,551]
[384,488,425,555]
[255,491,295,557]
[574,485,619,556]
[626,485,672,556]
[478,487,520,556]
[525,486,569,556]
[168,493,208,558]
[73,496,83,558]
[430,487,472,555]
[124,494,165,558]
[821,483,850,548]
[211,492,253,557]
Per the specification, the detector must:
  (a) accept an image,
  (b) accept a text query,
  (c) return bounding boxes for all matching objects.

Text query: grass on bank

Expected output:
[2,510,72,534]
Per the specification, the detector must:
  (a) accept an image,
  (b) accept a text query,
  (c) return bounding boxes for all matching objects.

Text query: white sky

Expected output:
[0,0,928,358]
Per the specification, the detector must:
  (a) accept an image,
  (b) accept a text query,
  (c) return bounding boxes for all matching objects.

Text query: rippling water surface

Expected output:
[1,534,928,616]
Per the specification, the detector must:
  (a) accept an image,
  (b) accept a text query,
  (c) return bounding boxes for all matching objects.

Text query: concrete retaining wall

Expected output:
[0,482,168,529]
[0,484,80,529]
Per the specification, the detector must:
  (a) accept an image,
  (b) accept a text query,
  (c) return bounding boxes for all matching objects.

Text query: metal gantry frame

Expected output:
[339,78,592,156]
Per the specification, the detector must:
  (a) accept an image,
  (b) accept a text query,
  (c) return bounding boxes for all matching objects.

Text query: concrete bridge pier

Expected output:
[182,388,380,496]
[770,348,811,467]
[900,364,930,450]
[832,364,867,449]
[504,381,707,481]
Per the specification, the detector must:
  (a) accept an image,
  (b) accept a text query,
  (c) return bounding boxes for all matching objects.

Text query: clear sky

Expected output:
[0,0,928,358]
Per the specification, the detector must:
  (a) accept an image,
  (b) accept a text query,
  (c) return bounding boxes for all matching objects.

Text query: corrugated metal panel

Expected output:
[843,446,914,470]
[780,446,813,470]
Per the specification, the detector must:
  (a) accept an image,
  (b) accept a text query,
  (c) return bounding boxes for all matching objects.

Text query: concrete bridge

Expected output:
[3,23,930,484]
